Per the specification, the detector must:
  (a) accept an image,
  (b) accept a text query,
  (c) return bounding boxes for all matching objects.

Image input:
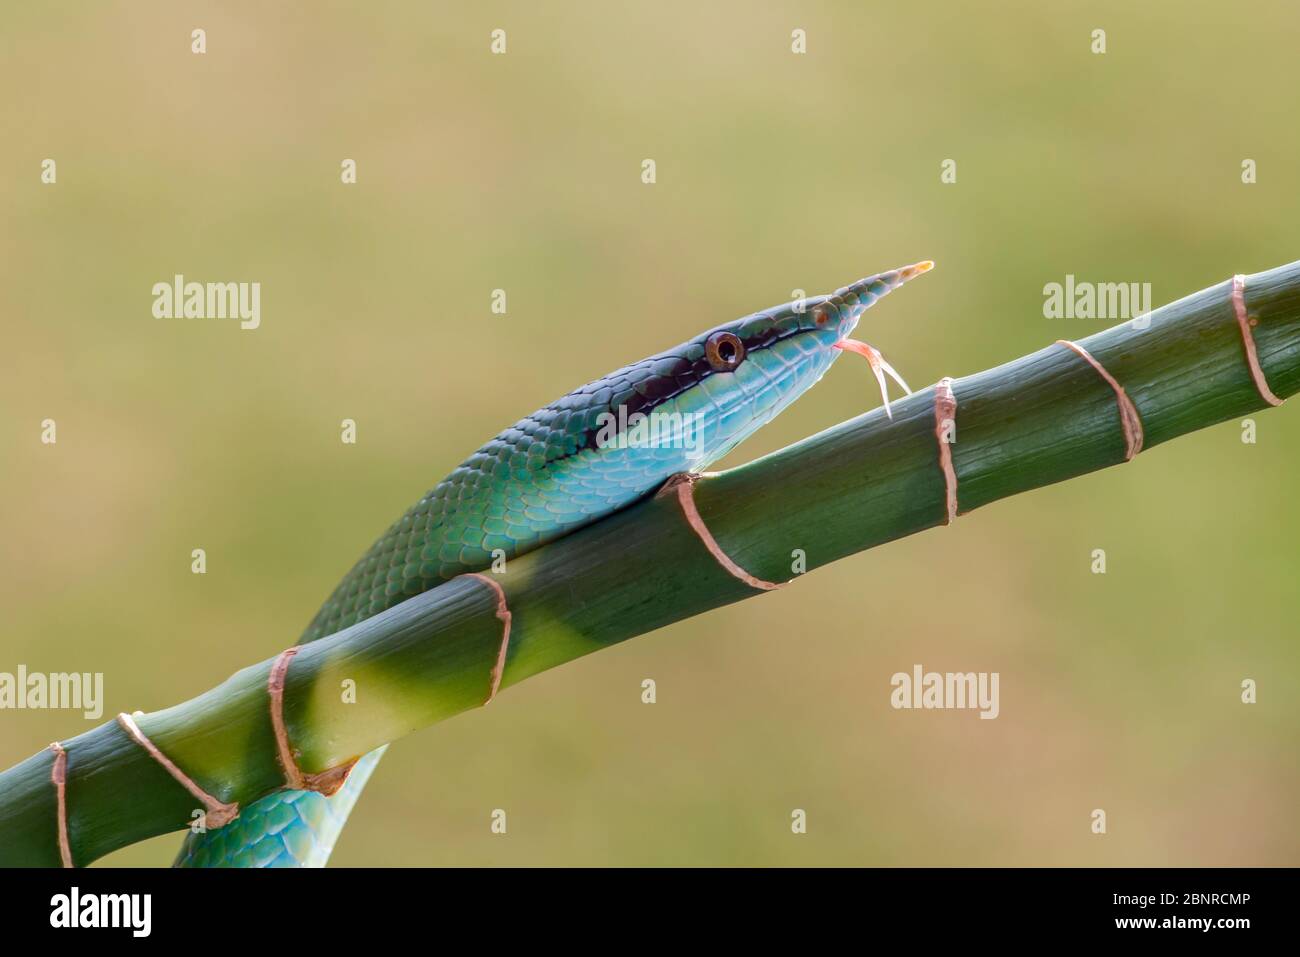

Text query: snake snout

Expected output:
[826,260,935,338]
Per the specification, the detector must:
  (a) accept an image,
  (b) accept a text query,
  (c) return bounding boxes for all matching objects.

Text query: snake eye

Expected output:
[705,331,746,372]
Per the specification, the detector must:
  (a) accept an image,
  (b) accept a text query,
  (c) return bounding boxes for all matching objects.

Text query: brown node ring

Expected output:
[48,742,72,867]
[1231,274,1284,407]
[461,573,513,705]
[115,712,239,828]
[657,473,786,591]
[1055,340,1145,461]
[267,647,358,796]
[934,377,960,524]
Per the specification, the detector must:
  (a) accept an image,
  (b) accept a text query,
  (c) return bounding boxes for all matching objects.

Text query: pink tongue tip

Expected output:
[832,339,875,359]
[833,339,913,420]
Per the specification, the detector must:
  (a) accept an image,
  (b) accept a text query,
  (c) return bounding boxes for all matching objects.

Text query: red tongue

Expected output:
[833,340,913,420]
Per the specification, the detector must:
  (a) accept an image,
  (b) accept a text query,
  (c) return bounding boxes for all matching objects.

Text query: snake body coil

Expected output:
[176,264,931,867]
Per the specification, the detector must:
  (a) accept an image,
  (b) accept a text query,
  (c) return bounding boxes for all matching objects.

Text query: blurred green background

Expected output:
[1,1,1296,866]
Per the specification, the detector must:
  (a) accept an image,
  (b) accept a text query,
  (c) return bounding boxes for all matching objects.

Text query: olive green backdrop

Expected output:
[1,1,1296,865]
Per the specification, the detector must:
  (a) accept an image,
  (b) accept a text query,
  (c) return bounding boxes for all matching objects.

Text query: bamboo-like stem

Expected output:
[2,262,1297,867]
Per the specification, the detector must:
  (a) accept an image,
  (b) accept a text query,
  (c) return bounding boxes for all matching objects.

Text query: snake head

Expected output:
[648,261,935,464]
[553,261,937,475]
[710,260,935,359]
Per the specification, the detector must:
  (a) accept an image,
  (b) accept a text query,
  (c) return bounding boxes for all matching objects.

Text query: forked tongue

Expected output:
[832,340,913,419]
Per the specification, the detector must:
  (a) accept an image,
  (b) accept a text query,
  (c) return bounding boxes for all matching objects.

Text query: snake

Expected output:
[174,261,933,867]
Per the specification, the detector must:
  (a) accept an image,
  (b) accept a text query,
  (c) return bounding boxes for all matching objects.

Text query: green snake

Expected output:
[175,261,932,867]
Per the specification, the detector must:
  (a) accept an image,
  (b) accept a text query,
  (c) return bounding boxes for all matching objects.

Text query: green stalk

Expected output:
[2,261,1297,867]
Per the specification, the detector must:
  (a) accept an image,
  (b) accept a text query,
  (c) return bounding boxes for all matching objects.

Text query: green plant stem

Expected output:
[2,262,1297,867]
